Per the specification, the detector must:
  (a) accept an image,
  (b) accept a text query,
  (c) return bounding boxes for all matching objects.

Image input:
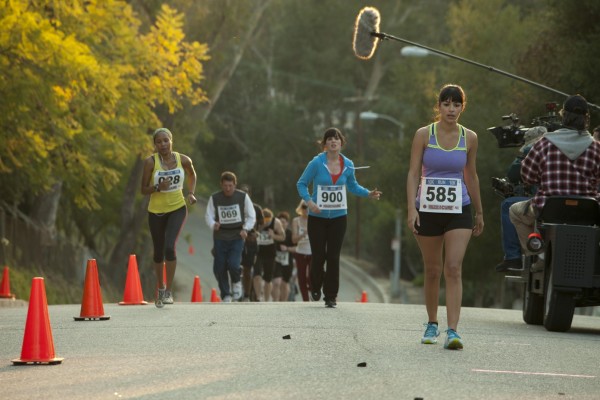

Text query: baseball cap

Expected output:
[520,126,547,152]
[563,95,588,115]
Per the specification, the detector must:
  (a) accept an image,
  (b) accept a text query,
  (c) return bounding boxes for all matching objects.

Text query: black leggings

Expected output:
[148,206,187,263]
[307,215,347,300]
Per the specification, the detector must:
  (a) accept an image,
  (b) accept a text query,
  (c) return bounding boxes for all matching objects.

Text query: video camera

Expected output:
[491,177,514,197]
[487,102,562,148]
[491,176,536,199]
[488,102,560,198]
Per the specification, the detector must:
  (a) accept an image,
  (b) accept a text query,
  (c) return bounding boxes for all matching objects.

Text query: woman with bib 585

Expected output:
[407,84,484,350]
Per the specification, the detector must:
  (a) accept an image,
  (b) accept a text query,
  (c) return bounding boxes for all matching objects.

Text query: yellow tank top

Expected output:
[148,152,186,214]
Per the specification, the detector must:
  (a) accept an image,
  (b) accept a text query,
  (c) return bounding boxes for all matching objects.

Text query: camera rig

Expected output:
[487,102,562,148]
[488,103,560,198]
[491,177,536,199]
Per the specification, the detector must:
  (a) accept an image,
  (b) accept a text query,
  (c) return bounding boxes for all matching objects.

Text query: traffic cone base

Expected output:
[75,259,111,320]
[74,315,110,321]
[12,277,63,365]
[119,300,149,305]
[118,255,148,305]
[12,357,64,365]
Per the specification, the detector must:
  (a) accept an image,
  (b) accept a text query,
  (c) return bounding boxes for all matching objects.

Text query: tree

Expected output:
[0,1,209,285]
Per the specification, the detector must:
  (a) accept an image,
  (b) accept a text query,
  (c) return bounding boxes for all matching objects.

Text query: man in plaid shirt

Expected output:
[509,95,600,255]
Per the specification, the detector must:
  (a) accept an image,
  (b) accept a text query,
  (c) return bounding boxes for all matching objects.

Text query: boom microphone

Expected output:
[352,7,380,60]
[351,6,600,111]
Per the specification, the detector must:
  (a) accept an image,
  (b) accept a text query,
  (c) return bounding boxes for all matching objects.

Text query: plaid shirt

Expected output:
[521,137,600,210]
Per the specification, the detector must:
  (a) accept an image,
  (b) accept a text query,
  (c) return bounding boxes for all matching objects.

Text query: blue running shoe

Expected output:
[421,322,440,344]
[444,328,463,350]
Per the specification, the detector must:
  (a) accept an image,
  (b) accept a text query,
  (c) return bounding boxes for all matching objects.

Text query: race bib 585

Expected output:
[419,177,462,214]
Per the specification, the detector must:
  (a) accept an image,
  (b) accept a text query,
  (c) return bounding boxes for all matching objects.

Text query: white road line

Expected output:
[472,369,596,378]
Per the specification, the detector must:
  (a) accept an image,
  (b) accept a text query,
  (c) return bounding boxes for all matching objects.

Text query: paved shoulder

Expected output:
[1,303,599,399]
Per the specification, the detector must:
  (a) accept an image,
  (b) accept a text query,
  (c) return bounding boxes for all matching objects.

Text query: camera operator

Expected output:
[509,95,600,256]
[495,126,545,272]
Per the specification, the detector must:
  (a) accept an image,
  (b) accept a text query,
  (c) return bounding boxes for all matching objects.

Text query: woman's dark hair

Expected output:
[319,127,346,147]
[438,84,466,104]
[434,84,466,121]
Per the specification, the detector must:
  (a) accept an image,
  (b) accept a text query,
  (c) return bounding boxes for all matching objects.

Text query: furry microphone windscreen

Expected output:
[352,7,381,60]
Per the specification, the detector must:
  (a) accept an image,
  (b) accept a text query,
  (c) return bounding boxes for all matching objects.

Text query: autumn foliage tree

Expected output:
[0,1,209,290]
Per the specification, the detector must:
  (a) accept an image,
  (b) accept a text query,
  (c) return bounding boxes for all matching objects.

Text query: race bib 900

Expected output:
[419,177,462,214]
[317,185,347,210]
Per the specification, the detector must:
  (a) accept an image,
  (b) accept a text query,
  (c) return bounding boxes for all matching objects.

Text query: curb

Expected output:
[340,255,389,304]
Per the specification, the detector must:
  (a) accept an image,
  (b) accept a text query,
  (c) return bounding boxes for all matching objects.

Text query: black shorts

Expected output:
[241,241,258,268]
[273,263,293,283]
[415,204,473,236]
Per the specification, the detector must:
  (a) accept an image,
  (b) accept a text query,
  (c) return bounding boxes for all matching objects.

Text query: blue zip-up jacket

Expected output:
[296,152,370,219]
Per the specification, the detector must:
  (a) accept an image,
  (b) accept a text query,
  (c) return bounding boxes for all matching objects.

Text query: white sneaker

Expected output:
[232,282,242,301]
[163,290,174,304]
[222,295,232,303]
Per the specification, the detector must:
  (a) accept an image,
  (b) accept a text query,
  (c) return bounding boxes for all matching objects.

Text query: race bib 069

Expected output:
[217,204,242,224]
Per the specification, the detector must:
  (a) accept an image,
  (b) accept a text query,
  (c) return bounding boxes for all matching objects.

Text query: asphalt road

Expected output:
[172,201,386,303]
[1,302,599,399]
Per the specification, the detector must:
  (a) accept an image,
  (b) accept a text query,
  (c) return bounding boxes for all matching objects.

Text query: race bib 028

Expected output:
[154,168,184,192]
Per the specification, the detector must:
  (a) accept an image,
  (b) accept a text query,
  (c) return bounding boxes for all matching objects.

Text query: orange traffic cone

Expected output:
[191,276,203,302]
[74,259,110,321]
[210,288,220,303]
[360,290,368,303]
[0,265,15,299]
[118,255,148,305]
[12,277,63,365]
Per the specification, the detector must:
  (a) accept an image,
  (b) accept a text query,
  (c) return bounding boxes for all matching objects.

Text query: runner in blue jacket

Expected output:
[297,127,381,308]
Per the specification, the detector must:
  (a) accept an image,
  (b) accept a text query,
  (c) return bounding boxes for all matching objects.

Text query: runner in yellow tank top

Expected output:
[141,128,197,308]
